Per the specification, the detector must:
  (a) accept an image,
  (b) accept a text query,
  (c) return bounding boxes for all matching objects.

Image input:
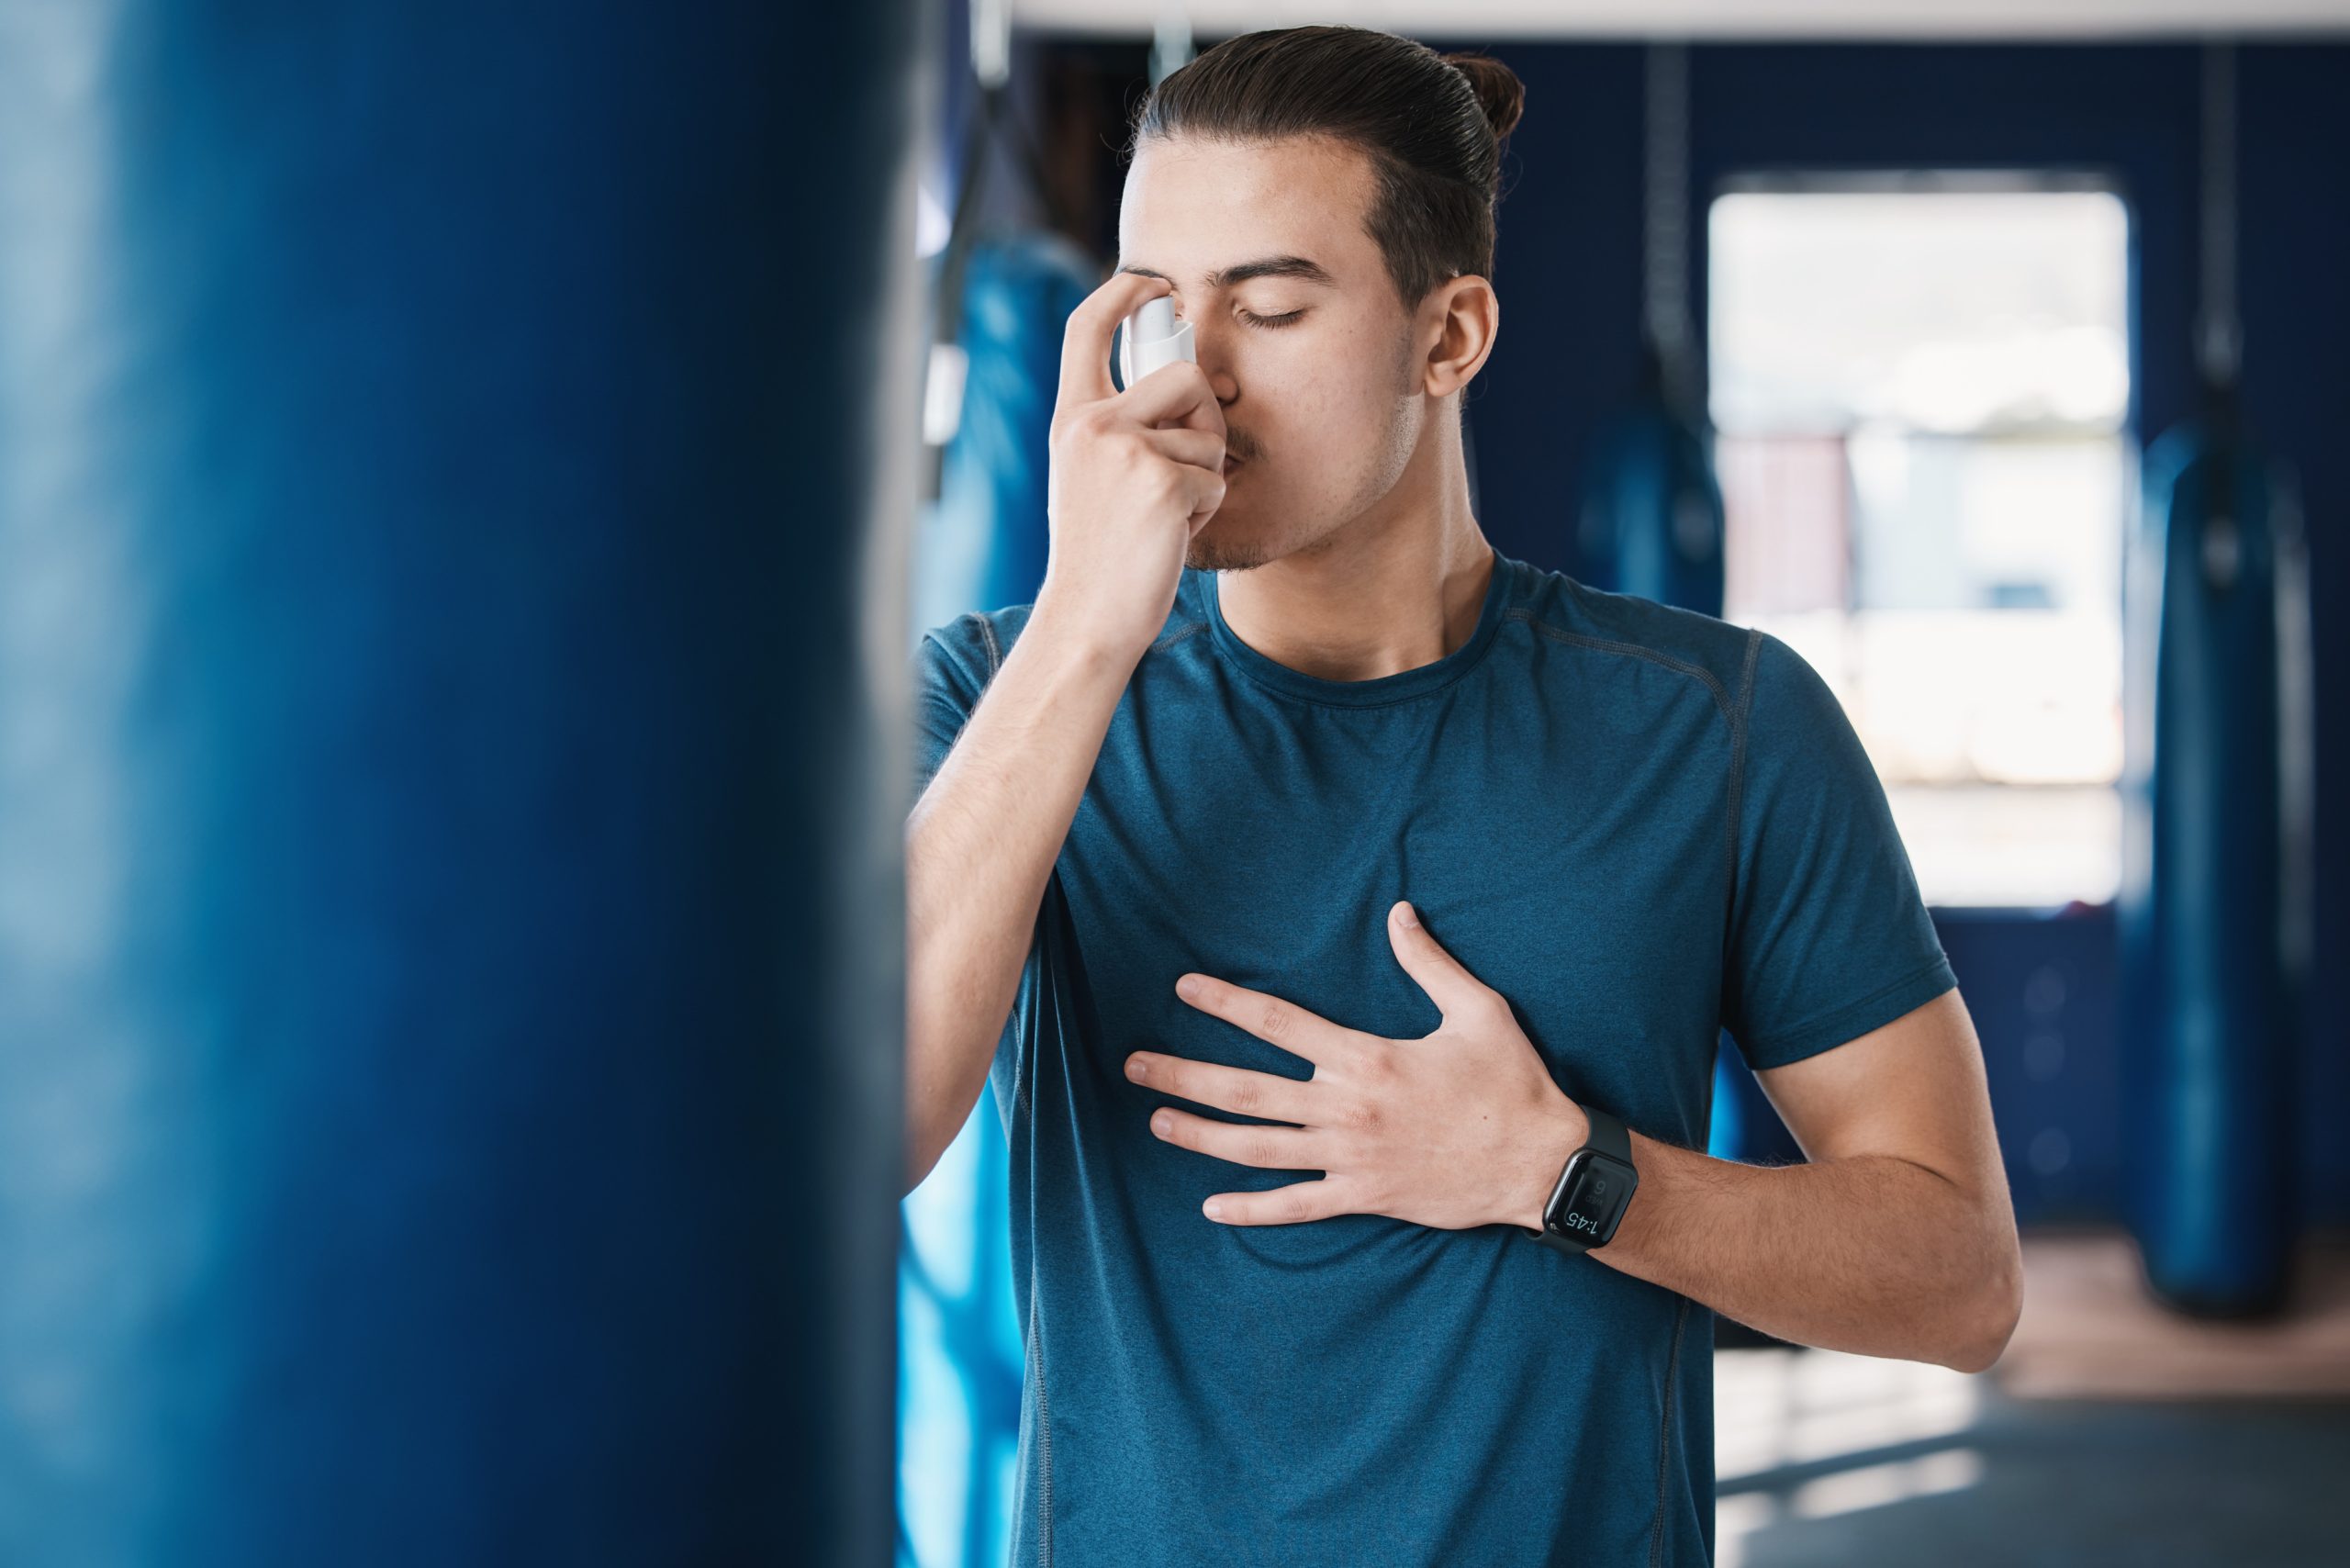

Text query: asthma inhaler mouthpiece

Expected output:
[1121,295,1196,386]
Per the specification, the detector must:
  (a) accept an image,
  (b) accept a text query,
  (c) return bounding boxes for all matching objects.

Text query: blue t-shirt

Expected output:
[911,546,1956,1568]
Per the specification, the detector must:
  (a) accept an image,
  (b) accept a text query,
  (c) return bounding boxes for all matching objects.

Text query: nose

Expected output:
[1180,311,1241,404]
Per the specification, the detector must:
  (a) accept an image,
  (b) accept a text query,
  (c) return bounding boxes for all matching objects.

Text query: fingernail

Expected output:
[1126,1056,1147,1080]
[1176,975,1202,1001]
[1152,1112,1172,1136]
[1203,1200,1225,1220]
[1395,901,1419,929]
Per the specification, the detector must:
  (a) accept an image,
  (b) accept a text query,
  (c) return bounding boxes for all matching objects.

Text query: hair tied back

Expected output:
[1442,51,1525,142]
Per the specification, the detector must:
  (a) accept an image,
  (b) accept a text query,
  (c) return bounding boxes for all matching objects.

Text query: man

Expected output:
[905,25,2020,1568]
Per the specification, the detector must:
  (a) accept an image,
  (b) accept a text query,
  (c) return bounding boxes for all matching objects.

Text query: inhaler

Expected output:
[1118,296,1195,386]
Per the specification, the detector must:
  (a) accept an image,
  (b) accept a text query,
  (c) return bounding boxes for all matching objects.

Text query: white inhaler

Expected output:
[1118,295,1195,387]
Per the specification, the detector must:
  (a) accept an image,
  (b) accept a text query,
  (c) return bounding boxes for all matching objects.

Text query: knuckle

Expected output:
[1340,1097,1382,1135]
[1257,1002,1290,1040]
[1227,1077,1263,1115]
[1245,1134,1279,1167]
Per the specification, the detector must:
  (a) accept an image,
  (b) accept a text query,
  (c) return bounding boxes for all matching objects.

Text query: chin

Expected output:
[1185,513,1287,574]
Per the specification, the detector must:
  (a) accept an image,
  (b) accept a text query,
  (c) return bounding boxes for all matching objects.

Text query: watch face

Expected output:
[1548,1152,1636,1245]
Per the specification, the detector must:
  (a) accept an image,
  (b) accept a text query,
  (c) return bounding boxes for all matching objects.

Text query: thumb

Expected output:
[1385,900,1498,1022]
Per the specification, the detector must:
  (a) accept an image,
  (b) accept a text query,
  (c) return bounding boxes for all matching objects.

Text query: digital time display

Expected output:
[1548,1152,1636,1245]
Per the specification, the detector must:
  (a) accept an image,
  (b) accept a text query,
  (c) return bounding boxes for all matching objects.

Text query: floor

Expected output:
[1709,1227,2350,1566]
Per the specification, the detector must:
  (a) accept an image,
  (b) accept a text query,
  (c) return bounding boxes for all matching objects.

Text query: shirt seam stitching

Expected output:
[1724,627,1763,939]
[1516,614,1737,721]
[974,611,1003,682]
[1029,1240,1053,1567]
[1650,1294,1691,1568]
[1210,618,1510,711]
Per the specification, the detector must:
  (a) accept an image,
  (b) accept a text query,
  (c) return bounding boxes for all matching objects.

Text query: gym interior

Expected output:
[1,3,2344,1566]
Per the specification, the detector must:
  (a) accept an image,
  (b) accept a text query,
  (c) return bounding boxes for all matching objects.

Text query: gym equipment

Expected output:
[2118,41,2314,1319]
[0,5,916,1562]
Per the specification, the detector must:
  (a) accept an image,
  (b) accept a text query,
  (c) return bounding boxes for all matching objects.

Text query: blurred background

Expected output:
[0,2,2342,1566]
[901,5,2348,1568]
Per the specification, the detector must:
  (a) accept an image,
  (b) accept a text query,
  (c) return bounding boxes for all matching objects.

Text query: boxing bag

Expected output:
[0,3,919,1562]
[2120,389,2311,1318]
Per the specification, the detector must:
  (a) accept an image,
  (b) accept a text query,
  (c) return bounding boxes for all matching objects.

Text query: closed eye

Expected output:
[1239,308,1305,329]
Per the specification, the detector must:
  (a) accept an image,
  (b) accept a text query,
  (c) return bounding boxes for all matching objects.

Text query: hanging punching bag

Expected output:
[0,3,919,1563]
[2120,386,2308,1318]
[1576,374,1728,616]
[912,232,1099,642]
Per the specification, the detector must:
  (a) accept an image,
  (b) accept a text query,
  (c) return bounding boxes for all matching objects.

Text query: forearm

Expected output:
[1504,1110,2019,1372]
[903,609,1136,1196]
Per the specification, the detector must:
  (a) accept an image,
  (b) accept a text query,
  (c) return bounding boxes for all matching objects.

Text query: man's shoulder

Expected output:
[920,578,1213,692]
[1507,562,1762,720]
[915,602,1039,692]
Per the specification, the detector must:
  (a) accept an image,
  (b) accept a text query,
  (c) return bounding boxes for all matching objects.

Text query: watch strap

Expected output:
[1581,1103,1629,1166]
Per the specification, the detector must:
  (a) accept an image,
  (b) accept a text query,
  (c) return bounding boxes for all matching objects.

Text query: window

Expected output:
[1707,177,2132,907]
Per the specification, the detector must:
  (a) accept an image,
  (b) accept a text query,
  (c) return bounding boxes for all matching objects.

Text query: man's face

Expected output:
[1116,133,1433,573]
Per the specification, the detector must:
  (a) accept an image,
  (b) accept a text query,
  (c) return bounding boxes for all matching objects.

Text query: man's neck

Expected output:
[1214,443,1494,685]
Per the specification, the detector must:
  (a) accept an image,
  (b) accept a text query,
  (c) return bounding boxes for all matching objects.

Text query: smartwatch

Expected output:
[1528,1104,1639,1256]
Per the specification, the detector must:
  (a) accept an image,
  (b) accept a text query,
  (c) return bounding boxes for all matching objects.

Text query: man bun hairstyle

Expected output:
[1126,26,1525,309]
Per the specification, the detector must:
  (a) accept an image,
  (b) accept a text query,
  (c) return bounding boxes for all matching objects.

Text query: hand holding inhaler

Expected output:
[1035,272,1227,666]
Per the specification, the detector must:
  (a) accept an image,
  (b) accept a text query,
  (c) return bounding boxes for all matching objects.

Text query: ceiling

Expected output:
[1010,0,2350,39]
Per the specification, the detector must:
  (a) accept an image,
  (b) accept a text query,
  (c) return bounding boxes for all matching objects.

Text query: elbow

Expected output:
[1942,1246,2025,1375]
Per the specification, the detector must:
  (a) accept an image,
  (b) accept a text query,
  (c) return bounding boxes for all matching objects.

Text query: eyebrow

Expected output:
[1115,255,1338,290]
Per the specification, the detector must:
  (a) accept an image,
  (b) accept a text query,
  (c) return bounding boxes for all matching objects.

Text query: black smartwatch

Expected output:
[1528,1104,1639,1256]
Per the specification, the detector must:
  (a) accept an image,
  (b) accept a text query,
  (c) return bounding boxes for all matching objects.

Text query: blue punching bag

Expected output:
[0,4,919,1564]
[912,232,1098,642]
[1575,346,1728,620]
[2120,387,2310,1318]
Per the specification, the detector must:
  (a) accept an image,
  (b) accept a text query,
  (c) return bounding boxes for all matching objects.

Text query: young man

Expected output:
[905,25,2020,1568]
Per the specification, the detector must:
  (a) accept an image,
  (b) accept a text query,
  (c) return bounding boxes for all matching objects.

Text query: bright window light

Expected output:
[1708,181,2132,908]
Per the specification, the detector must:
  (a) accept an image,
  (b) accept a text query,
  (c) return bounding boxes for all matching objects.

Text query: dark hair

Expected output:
[1125,26,1525,309]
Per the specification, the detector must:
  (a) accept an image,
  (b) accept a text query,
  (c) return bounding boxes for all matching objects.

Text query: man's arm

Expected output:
[903,615,1133,1197]
[1509,988,2024,1373]
[903,266,1229,1199]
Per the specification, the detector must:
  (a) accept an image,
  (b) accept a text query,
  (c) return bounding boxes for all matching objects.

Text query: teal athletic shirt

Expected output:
[910,545,1957,1568]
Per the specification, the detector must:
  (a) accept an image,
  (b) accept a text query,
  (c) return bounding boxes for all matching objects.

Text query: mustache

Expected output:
[1222,431,1258,463]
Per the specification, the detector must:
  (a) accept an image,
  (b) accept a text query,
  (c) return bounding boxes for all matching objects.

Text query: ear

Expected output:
[1417,274,1498,399]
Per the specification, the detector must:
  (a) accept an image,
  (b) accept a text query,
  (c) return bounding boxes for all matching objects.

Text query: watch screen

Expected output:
[1551,1155,1634,1243]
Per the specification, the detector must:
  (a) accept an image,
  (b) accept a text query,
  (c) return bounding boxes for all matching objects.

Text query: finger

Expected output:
[1385,900,1502,1024]
[1058,269,1173,412]
[1201,1178,1357,1226]
[1135,422,1225,474]
[1126,1050,1316,1126]
[1118,357,1225,441]
[1174,973,1351,1068]
[1149,1106,1322,1171]
[1172,458,1227,527]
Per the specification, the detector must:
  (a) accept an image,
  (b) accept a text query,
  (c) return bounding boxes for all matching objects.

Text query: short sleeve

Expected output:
[909,613,998,805]
[1720,631,1957,1070]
